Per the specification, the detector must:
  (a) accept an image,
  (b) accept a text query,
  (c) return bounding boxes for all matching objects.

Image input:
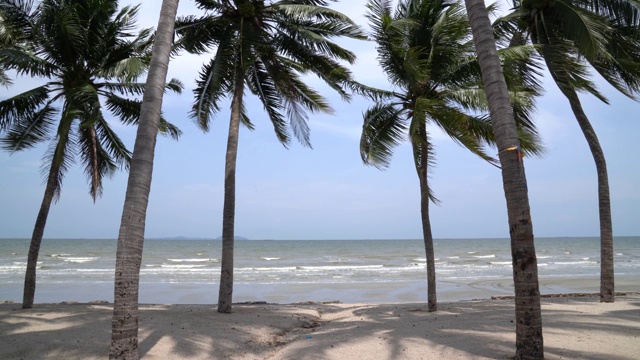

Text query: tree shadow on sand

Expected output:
[0,302,320,360]
[269,295,640,360]
[1,295,638,359]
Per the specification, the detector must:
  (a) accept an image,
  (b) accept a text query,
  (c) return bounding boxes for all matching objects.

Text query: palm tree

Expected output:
[0,0,28,87]
[495,0,640,304]
[362,0,542,312]
[464,0,544,357]
[176,0,370,313]
[0,0,182,309]
[110,0,181,357]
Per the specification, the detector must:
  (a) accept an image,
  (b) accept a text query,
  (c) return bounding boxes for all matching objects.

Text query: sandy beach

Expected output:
[1,293,639,359]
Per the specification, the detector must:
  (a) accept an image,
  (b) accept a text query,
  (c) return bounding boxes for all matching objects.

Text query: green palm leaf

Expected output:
[360,102,407,169]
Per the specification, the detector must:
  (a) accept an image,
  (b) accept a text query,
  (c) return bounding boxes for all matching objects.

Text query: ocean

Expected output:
[1,237,638,304]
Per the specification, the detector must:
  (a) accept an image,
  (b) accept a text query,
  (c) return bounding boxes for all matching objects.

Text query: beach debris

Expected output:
[234,301,268,305]
[490,292,636,300]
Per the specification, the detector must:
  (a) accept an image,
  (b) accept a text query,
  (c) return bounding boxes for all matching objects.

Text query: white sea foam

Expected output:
[489,261,511,265]
[64,257,98,263]
[168,258,217,262]
[467,252,477,254]
[412,258,426,262]
[296,265,384,271]
[160,264,207,269]
[553,261,598,265]
[474,255,496,259]
[48,254,72,258]
[0,265,27,270]
[448,256,459,259]
[261,257,281,261]
[244,266,297,272]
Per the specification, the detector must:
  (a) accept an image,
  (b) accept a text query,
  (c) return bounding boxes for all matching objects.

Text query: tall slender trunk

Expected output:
[21,159,60,309]
[22,115,72,309]
[413,124,437,312]
[464,0,543,358]
[109,1,179,358]
[544,66,614,302]
[217,69,244,314]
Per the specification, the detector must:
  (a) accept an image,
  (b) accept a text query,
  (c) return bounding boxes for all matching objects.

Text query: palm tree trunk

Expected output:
[464,0,544,358]
[21,159,61,309]
[217,69,244,314]
[109,0,179,358]
[544,70,614,302]
[413,125,437,312]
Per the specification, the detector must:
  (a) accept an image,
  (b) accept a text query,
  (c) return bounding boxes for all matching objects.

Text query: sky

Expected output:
[0,0,638,240]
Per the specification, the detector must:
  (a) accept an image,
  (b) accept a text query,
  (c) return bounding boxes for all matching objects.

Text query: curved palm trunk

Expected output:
[464,0,544,358]
[551,81,614,303]
[217,70,244,314]
[109,0,179,358]
[21,159,61,309]
[413,125,437,312]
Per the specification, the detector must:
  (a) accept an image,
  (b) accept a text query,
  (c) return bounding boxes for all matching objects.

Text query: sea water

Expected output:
[1,237,638,304]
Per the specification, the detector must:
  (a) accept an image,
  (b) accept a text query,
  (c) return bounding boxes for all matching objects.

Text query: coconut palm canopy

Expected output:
[361,0,543,175]
[0,0,182,309]
[175,0,377,313]
[494,0,640,303]
[0,0,639,246]
[0,0,182,198]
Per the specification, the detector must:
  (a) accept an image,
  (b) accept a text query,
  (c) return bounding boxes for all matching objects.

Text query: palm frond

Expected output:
[78,124,116,200]
[103,93,182,140]
[94,113,131,170]
[541,42,608,103]
[0,85,52,130]
[0,102,58,152]
[158,117,182,140]
[175,14,226,54]
[0,70,12,87]
[360,102,407,169]
[100,82,147,96]
[0,48,57,77]
[40,112,76,202]
[415,96,498,166]
[245,60,290,145]
[551,0,611,60]
[192,31,236,131]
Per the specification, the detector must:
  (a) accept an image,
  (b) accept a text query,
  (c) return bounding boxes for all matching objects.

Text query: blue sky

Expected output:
[1,0,638,240]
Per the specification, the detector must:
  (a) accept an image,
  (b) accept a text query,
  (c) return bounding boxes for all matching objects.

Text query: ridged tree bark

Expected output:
[544,64,615,303]
[217,69,244,314]
[464,0,544,358]
[22,116,73,309]
[109,0,179,358]
[413,124,437,312]
[22,158,61,308]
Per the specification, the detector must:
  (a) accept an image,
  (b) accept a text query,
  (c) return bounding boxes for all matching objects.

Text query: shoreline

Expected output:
[2,291,638,306]
[3,274,640,305]
[2,293,639,359]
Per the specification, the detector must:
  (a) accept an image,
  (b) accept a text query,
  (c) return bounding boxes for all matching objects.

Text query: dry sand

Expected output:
[1,294,639,359]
